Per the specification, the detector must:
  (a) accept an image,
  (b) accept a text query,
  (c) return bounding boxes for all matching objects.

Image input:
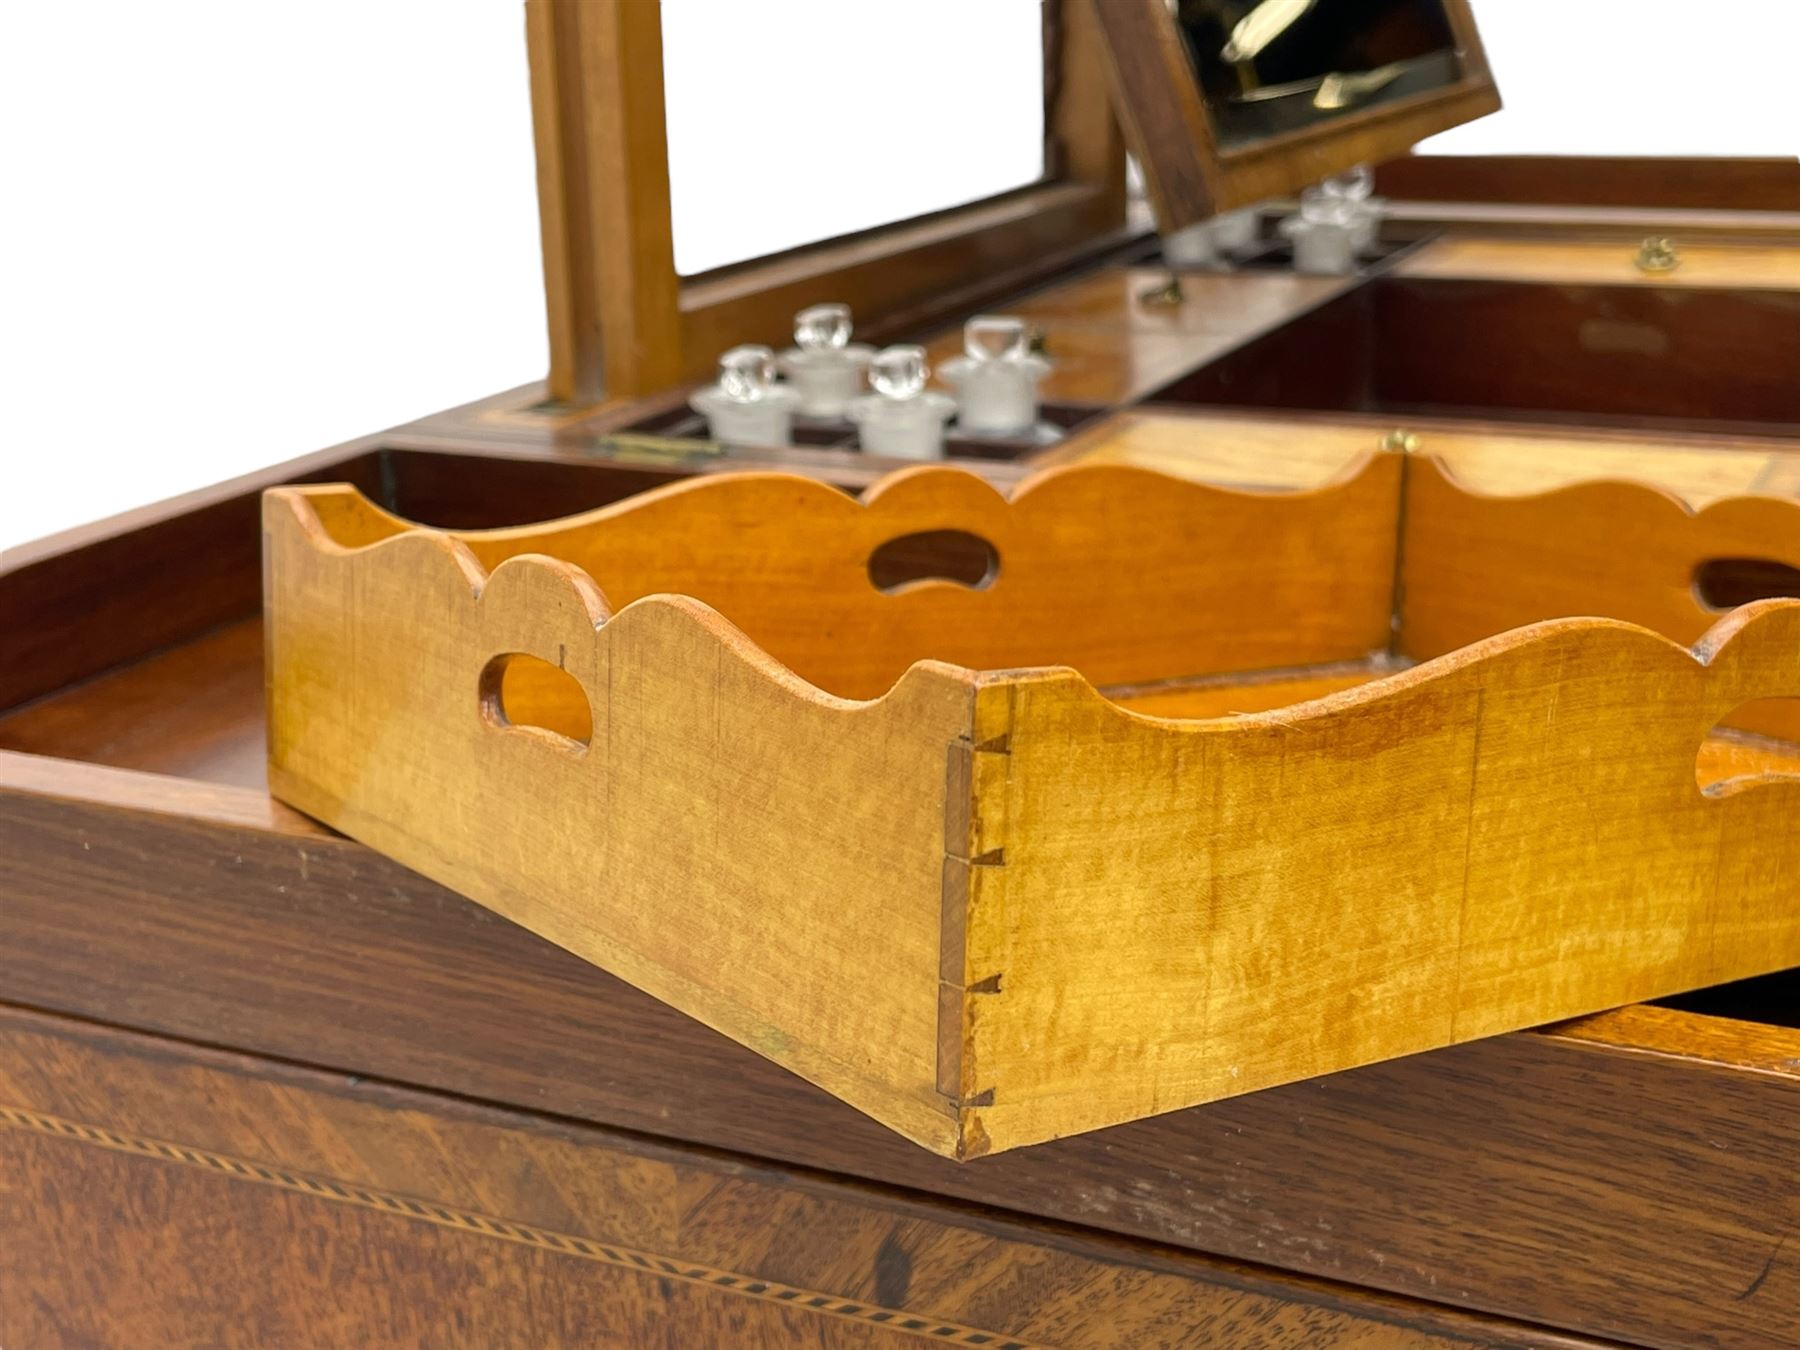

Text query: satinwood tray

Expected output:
[262,453,1800,1158]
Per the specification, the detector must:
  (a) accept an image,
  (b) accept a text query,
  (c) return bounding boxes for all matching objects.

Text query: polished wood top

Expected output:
[924,266,1353,405]
[1045,408,1800,506]
[1395,235,1800,291]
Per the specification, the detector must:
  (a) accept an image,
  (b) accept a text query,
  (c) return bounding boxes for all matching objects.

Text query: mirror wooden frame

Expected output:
[1092,0,1501,231]
[523,0,1130,408]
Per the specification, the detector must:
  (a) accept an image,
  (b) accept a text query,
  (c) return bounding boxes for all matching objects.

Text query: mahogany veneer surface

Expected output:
[0,1007,1618,1349]
[0,619,268,788]
[1149,273,1800,439]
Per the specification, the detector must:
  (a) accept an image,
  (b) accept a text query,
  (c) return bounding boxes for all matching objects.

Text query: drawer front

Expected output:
[0,1009,1588,1350]
[2,757,1798,1348]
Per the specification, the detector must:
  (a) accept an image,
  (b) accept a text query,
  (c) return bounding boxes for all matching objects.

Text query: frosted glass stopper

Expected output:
[964,314,1029,364]
[794,303,852,352]
[1322,165,1374,202]
[870,345,927,400]
[718,344,776,402]
[1300,184,1353,226]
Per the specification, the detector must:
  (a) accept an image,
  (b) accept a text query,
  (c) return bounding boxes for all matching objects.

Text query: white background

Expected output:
[4,1,1798,552]
[0,1,547,552]
[662,0,1046,275]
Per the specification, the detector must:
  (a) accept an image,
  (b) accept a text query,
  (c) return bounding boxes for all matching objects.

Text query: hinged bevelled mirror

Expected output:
[1093,0,1501,229]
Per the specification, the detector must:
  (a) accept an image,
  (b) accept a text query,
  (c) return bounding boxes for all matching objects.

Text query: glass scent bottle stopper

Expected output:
[846,345,955,461]
[938,315,1052,438]
[777,302,874,420]
[1282,172,1363,277]
[1298,182,1354,227]
[690,344,799,446]
[1323,164,1374,204]
[1319,163,1384,254]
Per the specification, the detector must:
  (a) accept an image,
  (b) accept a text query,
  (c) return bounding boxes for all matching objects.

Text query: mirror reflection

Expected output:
[1173,0,1462,148]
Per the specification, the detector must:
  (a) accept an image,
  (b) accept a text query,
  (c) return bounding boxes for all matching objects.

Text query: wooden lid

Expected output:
[1092,0,1501,229]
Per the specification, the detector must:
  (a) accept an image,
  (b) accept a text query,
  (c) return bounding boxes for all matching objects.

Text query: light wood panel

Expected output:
[265,497,977,1156]
[1401,457,1800,655]
[283,459,1402,701]
[1396,235,1800,291]
[525,0,683,402]
[1046,408,1800,507]
[966,603,1800,1153]
[1401,457,1800,740]
[1105,664,1390,718]
[267,463,1800,1158]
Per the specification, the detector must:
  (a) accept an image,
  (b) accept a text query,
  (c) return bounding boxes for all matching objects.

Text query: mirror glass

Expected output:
[661,0,1047,276]
[1172,0,1462,150]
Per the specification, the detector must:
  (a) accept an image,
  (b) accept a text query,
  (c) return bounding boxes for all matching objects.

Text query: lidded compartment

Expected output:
[263,455,1800,1159]
[1147,269,1800,438]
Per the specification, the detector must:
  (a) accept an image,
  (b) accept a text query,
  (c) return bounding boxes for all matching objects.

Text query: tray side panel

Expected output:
[296,459,1404,700]
[963,608,1800,1154]
[1400,458,1800,740]
[262,493,976,1156]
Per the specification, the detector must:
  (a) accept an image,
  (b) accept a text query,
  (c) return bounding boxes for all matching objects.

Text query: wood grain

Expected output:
[266,502,977,1155]
[1374,155,1800,213]
[0,443,384,714]
[1148,273,1800,438]
[1396,235,1800,291]
[1091,0,1500,228]
[0,440,710,720]
[1400,456,1800,742]
[1044,408,1800,507]
[0,619,268,787]
[963,603,1800,1152]
[2,751,1795,1347]
[263,463,1397,1157]
[525,0,683,402]
[0,1008,1612,1350]
[993,266,1353,337]
[266,461,1800,1157]
[275,459,1399,700]
[914,266,1358,406]
[1104,663,1389,718]
[1403,457,1800,656]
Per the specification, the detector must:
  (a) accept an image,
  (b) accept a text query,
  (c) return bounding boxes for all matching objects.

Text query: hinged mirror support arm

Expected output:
[526,0,684,408]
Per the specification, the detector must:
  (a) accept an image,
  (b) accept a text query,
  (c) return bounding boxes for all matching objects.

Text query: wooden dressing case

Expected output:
[6,3,1800,1346]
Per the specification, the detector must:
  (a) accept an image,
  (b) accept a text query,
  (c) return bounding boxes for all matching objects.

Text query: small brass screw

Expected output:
[1636,236,1680,273]
[1138,273,1186,308]
[1380,428,1420,453]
